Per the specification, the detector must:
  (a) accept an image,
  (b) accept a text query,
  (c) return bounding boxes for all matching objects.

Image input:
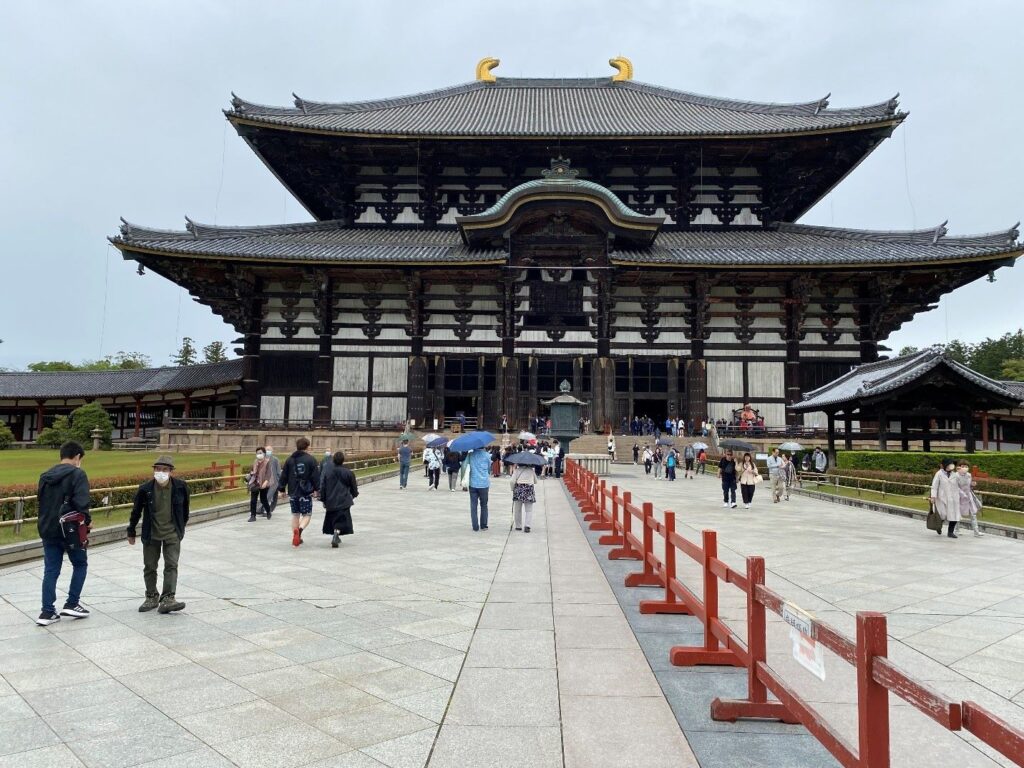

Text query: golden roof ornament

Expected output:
[476,57,500,82]
[609,56,633,81]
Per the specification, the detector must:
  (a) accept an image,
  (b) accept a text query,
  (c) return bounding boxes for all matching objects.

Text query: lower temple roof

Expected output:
[111,219,1022,269]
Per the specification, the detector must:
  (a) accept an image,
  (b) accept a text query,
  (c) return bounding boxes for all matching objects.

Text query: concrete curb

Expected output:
[792,487,1024,540]
[0,466,402,567]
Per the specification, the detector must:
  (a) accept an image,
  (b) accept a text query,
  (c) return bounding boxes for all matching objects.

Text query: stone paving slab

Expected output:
[0,468,699,768]
[579,464,1024,767]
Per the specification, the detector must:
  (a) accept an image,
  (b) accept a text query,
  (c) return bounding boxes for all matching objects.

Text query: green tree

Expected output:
[1001,358,1024,381]
[171,337,197,366]
[898,346,919,356]
[36,403,113,449]
[968,330,1024,379]
[36,416,72,448]
[27,351,151,372]
[0,422,14,449]
[943,339,972,365]
[28,361,77,372]
[202,341,228,363]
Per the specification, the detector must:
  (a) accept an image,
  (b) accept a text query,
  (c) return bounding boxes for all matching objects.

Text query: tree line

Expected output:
[899,329,1024,381]
[25,338,232,372]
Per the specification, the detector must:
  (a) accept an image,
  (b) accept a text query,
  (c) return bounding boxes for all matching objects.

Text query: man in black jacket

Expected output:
[277,436,320,548]
[128,455,190,614]
[36,441,92,626]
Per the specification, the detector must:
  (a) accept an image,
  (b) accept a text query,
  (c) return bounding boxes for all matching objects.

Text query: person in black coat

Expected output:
[320,451,359,548]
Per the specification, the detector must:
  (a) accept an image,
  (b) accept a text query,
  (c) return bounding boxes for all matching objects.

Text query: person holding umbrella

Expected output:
[449,431,496,531]
[506,452,543,533]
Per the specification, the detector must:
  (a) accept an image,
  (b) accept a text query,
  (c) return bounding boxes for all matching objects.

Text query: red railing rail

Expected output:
[562,460,1024,768]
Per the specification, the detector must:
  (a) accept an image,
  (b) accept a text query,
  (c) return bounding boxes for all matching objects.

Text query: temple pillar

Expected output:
[35,401,44,435]
[498,356,521,429]
[667,357,680,423]
[826,412,837,465]
[964,410,977,454]
[314,275,334,427]
[878,408,888,451]
[183,392,192,419]
[981,412,990,450]
[433,356,445,430]
[685,345,708,430]
[592,358,616,433]
[407,355,429,429]
[133,397,142,438]
[239,283,264,425]
[844,412,853,450]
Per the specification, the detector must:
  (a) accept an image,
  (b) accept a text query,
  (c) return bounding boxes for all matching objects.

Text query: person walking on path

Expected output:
[320,451,359,548]
[739,452,760,509]
[642,445,653,474]
[632,443,640,465]
[955,460,984,537]
[511,462,537,533]
[35,441,92,626]
[718,449,738,508]
[930,459,961,539]
[665,449,677,481]
[697,448,707,475]
[682,443,696,479]
[278,437,321,547]
[652,446,663,479]
[780,454,796,501]
[397,439,412,489]
[426,447,442,490]
[265,445,281,514]
[443,448,462,491]
[607,436,616,462]
[812,446,828,474]
[467,447,491,531]
[128,456,190,614]
[247,448,273,521]
[766,448,783,503]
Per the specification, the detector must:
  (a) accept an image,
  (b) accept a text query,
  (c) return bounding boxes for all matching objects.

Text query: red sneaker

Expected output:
[292,529,300,547]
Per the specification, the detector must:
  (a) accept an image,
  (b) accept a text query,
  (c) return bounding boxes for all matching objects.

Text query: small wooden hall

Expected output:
[789,348,1024,455]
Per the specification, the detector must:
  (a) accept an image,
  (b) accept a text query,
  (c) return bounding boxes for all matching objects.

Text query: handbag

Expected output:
[60,511,90,550]
[458,460,471,491]
[971,491,983,512]
[925,502,943,532]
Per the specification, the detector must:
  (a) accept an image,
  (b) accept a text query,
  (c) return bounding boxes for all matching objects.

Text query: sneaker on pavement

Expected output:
[139,596,160,612]
[265,511,271,519]
[331,531,341,548]
[524,526,531,533]
[722,502,729,508]
[60,603,90,619]
[292,529,301,547]
[157,597,185,614]
[247,515,257,522]
[730,503,738,508]
[35,611,60,626]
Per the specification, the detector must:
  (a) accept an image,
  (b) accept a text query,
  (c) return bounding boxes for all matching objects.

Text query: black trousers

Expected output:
[250,488,270,516]
[722,478,737,503]
[428,468,440,488]
[740,484,756,504]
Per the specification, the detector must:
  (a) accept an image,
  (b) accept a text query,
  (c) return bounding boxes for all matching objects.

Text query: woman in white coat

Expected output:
[930,459,960,539]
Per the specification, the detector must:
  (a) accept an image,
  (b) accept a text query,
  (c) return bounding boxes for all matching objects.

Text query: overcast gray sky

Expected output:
[2,1,1021,370]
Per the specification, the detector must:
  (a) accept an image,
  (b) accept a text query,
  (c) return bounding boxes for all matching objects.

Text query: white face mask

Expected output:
[265,448,273,455]
[256,453,265,460]
[154,471,170,484]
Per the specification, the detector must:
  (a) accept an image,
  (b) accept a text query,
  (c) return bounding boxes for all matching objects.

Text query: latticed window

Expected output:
[523,274,587,328]
[538,360,574,392]
[444,358,479,391]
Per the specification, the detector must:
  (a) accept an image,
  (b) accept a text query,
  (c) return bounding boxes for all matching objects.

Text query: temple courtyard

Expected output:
[1,465,1023,767]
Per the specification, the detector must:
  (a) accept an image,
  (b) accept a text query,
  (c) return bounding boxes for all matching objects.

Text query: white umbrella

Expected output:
[421,433,442,444]
[518,431,536,441]
[691,442,709,450]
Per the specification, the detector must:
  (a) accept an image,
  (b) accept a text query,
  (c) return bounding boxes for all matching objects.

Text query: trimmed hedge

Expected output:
[0,467,225,523]
[823,467,1024,513]
[836,451,1024,482]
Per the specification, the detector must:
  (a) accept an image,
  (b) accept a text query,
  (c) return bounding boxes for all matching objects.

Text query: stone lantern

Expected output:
[90,426,103,452]
[541,380,587,454]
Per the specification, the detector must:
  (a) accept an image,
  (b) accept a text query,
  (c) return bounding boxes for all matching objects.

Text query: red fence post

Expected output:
[599,488,626,545]
[624,502,662,586]
[639,511,691,615]
[610,492,641,561]
[583,477,603,521]
[590,483,614,531]
[857,612,890,768]
[712,556,798,722]
[670,530,743,668]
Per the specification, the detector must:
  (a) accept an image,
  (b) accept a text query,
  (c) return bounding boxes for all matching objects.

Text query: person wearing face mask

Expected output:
[248,449,272,522]
[319,448,333,478]
[930,458,961,539]
[127,456,191,613]
[955,460,983,537]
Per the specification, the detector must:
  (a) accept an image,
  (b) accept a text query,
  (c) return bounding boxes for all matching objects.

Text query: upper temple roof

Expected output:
[227,77,904,138]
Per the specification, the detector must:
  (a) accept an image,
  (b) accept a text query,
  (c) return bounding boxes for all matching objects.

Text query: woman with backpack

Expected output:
[443,449,462,492]
[665,449,677,481]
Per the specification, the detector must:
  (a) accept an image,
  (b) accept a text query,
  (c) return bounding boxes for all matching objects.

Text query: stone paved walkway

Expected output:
[0,470,696,768]
[597,462,1024,768]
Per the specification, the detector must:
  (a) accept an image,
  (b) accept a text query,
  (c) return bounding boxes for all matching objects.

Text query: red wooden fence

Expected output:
[564,459,1024,768]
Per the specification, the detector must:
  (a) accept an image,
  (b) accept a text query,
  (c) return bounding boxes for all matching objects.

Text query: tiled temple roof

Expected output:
[0,360,244,400]
[226,78,904,138]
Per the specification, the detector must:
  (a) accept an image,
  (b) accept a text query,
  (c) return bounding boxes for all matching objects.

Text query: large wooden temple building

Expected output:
[111,58,1022,432]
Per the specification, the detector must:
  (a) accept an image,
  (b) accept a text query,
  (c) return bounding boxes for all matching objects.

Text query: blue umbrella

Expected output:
[426,437,449,448]
[448,431,496,453]
[503,451,547,466]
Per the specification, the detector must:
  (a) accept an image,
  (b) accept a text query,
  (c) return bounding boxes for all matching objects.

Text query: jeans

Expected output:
[399,463,410,488]
[143,539,180,599]
[469,487,489,530]
[653,462,662,479]
[722,477,737,504]
[41,537,87,613]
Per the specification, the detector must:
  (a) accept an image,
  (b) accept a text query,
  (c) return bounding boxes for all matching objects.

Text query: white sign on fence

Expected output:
[790,627,826,681]
[782,602,813,637]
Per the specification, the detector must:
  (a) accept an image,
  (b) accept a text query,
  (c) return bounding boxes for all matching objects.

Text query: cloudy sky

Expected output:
[1,1,1021,370]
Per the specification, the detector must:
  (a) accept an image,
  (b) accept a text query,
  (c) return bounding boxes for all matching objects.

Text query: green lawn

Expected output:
[803,481,1024,530]
[0,450,251,487]
[0,462,400,545]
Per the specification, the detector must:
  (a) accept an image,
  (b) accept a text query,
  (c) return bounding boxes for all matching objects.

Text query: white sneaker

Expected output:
[744,503,750,509]
[730,503,738,508]
[722,502,729,508]
[974,532,984,537]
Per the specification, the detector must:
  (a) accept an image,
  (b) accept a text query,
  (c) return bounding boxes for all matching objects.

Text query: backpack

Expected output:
[684,446,695,460]
[60,511,89,550]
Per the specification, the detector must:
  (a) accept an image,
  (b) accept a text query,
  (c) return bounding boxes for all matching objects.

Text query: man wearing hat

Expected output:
[127,455,190,613]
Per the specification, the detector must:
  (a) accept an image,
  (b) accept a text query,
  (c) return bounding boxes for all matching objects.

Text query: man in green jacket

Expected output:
[128,455,190,614]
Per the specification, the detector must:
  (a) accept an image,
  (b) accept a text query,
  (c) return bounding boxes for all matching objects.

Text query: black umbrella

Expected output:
[719,438,756,453]
[503,451,547,466]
